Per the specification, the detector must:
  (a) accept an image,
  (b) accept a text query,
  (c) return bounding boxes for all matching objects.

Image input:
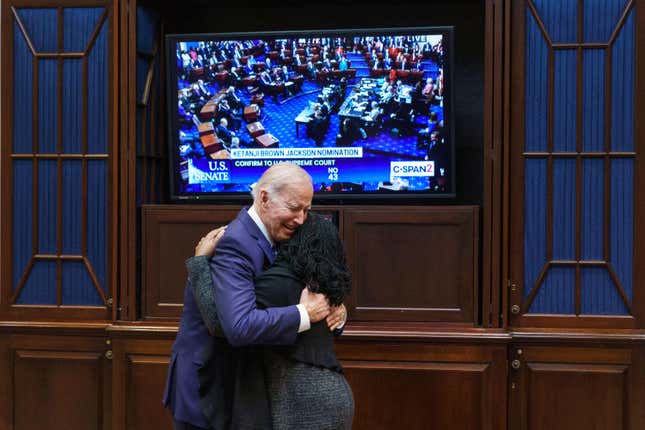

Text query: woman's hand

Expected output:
[326,303,347,331]
[195,226,227,257]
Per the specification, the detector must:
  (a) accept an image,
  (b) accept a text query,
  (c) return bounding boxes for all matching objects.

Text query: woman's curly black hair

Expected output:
[276,213,352,306]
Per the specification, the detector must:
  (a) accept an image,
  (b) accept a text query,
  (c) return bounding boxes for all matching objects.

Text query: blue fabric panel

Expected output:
[16,261,57,305]
[610,9,634,152]
[87,22,107,154]
[582,50,605,152]
[524,159,548,297]
[38,160,57,254]
[581,267,628,315]
[532,0,577,43]
[62,59,83,153]
[152,59,163,203]
[136,6,158,54]
[16,8,57,53]
[62,161,82,255]
[583,0,630,43]
[87,160,107,291]
[62,261,102,305]
[529,267,575,314]
[525,11,549,153]
[581,159,604,260]
[38,59,58,154]
[13,21,33,153]
[136,56,150,104]
[610,158,633,301]
[63,8,104,53]
[552,159,576,260]
[553,50,577,152]
[13,160,33,292]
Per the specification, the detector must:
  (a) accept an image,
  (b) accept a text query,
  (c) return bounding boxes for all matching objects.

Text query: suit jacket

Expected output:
[163,208,300,428]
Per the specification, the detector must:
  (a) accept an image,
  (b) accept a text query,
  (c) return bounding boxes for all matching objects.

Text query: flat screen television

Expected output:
[166,26,454,201]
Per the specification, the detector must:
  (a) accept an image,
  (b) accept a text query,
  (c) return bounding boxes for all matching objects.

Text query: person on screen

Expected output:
[422,77,435,100]
[323,56,333,71]
[163,163,347,430]
[259,70,273,89]
[224,86,244,113]
[215,100,241,132]
[188,211,354,430]
[338,55,348,71]
[362,101,383,135]
[214,118,242,149]
[228,67,242,88]
[307,105,329,147]
[336,118,366,146]
[306,60,318,81]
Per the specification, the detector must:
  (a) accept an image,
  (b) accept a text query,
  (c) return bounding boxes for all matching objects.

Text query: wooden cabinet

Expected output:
[337,336,507,430]
[0,325,112,430]
[141,205,480,325]
[108,326,176,430]
[508,338,645,430]
[344,207,479,324]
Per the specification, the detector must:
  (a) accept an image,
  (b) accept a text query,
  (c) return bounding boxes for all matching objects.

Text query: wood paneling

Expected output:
[140,205,240,320]
[509,345,637,430]
[125,354,173,430]
[109,329,175,430]
[0,329,111,430]
[346,362,488,429]
[141,205,479,325]
[337,340,507,430]
[15,350,105,429]
[344,206,479,324]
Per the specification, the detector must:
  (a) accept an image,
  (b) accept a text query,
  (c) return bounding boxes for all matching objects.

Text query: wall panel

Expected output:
[508,342,643,430]
[344,207,479,324]
[337,338,507,430]
[0,327,111,430]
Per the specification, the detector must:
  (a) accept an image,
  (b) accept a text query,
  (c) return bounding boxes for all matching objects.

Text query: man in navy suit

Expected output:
[164,163,343,430]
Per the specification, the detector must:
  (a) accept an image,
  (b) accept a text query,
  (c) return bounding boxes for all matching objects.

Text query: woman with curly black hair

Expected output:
[187,213,354,430]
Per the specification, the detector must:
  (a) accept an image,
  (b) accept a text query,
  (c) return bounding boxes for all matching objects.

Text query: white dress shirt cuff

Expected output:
[296,304,311,333]
[337,312,347,330]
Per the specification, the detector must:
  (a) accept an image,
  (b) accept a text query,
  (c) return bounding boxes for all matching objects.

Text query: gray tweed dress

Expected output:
[263,351,354,430]
[255,263,354,430]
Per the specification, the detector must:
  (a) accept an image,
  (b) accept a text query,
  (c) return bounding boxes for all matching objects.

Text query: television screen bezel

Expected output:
[166,26,455,203]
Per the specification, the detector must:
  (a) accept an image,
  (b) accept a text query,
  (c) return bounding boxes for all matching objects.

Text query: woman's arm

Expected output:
[187,227,226,336]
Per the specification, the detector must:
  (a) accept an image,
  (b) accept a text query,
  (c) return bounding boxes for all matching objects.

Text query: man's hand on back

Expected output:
[299,288,330,323]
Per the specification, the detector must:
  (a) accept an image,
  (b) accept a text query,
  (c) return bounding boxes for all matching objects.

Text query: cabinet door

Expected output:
[141,205,240,320]
[110,331,175,430]
[0,329,111,430]
[343,206,479,324]
[508,344,645,430]
[507,0,644,329]
[1,1,116,321]
[338,340,507,430]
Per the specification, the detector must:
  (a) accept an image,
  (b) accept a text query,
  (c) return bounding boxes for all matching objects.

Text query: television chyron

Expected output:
[167,27,454,200]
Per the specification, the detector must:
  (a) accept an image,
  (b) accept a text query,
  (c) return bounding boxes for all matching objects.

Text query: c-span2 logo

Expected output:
[390,161,435,177]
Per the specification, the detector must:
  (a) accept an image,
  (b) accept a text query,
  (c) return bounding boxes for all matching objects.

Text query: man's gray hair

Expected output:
[251,162,312,202]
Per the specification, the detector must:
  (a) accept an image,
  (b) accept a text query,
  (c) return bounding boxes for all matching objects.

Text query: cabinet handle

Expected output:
[511,305,521,315]
[511,359,521,370]
[105,350,113,360]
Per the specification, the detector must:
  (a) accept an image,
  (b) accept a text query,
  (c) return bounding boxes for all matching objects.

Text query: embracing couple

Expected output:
[163,162,354,430]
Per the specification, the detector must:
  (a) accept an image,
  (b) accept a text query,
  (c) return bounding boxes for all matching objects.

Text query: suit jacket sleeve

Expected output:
[211,234,300,347]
